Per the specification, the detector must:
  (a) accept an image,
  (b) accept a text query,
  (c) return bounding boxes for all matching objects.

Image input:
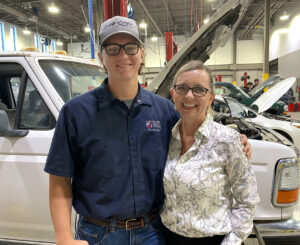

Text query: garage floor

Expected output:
[288,111,300,120]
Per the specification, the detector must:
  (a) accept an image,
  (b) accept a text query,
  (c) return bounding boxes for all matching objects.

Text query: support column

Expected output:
[104,0,127,20]
[88,0,95,59]
[165,32,173,62]
[263,0,270,81]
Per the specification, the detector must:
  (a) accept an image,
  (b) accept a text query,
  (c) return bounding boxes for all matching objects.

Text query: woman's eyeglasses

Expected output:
[102,43,140,56]
[174,84,211,97]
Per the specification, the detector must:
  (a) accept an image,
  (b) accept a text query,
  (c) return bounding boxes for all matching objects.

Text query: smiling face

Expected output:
[172,69,215,124]
[98,33,144,83]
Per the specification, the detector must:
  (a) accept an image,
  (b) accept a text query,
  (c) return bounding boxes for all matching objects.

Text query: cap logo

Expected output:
[103,20,135,31]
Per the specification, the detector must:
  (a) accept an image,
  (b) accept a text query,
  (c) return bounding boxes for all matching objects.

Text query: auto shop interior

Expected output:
[0,0,300,245]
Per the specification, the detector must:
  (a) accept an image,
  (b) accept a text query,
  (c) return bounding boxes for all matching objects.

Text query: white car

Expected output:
[214,95,300,151]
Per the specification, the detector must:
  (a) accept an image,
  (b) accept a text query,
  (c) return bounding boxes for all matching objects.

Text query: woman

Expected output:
[160,60,259,245]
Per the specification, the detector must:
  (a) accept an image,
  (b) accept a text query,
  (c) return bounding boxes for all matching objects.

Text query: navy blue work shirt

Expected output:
[44,78,179,220]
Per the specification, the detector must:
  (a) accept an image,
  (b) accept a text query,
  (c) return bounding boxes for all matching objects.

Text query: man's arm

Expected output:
[240,134,252,159]
[49,174,88,245]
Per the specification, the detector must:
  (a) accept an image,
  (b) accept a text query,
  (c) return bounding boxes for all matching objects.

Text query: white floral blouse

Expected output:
[160,114,260,245]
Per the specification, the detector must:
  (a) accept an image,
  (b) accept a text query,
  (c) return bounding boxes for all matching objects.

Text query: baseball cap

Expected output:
[99,16,142,49]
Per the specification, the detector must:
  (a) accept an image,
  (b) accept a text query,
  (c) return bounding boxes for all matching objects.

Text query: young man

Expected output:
[44,16,251,245]
[242,82,253,94]
[251,79,259,91]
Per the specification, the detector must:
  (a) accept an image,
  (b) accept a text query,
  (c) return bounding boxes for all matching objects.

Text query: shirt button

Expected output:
[130,140,134,144]
[133,164,137,168]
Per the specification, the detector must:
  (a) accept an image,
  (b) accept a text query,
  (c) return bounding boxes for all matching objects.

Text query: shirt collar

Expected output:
[96,78,152,109]
[171,113,214,145]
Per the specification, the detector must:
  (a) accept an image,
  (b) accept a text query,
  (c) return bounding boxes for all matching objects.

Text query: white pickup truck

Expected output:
[0,51,299,245]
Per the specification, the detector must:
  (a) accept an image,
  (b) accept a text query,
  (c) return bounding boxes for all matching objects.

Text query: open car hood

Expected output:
[248,75,281,97]
[146,0,252,98]
[251,77,296,113]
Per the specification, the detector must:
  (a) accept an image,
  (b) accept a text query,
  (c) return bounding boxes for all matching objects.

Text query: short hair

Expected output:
[247,82,253,86]
[172,60,214,92]
[254,79,259,82]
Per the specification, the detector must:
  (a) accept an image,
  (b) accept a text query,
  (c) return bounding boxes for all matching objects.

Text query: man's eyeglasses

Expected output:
[102,43,140,56]
[173,84,211,97]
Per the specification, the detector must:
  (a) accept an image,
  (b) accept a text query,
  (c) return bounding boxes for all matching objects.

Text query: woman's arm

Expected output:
[222,136,260,245]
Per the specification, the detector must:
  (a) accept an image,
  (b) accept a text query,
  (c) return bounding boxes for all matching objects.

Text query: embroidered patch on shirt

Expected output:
[146,120,161,132]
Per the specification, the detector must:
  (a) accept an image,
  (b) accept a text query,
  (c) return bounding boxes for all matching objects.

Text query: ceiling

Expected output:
[0,0,296,45]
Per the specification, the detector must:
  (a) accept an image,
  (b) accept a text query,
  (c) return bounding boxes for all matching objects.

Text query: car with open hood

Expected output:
[214,76,288,115]
[213,93,300,152]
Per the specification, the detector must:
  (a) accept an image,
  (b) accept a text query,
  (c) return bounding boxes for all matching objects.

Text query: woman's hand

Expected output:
[240,134,252,160]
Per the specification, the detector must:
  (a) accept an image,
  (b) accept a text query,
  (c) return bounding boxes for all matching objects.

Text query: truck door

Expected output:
[0,61,56,243]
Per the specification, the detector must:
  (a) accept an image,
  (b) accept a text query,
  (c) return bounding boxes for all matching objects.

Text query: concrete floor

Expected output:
[287,111,300,120]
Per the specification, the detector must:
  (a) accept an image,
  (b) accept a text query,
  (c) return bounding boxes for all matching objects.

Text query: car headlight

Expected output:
[291,123,300,129]
[272,158,299,207]
[284,104,288,112]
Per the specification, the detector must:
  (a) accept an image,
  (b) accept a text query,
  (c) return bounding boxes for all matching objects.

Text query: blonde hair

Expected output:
[173,60,214,92]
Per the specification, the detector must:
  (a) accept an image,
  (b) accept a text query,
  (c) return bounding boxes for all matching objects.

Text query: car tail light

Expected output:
[272,158,299,206]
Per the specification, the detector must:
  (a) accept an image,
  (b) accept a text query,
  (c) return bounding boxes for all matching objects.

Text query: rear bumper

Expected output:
[254,217,300,245]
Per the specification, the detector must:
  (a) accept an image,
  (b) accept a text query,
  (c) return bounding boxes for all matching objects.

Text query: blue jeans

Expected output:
[75,215,165,245]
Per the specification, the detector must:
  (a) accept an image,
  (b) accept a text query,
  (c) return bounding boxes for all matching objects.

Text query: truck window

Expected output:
[38,60,105,102]
[9,77,20,103]
[0,62,55,130]
[19,78,55,129]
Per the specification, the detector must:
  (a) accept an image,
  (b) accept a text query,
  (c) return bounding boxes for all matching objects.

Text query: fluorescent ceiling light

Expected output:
[84,25,91,33]
[49,2,59,14]
[280,11,289,21]
[57,39,63,46]
[23,27,31,35]
[203,15,210,24]
[139,22,147,29]
[151,36,158,42]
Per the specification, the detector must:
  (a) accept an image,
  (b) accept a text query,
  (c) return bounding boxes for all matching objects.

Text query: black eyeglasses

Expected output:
[174,84,211,97]
[102,43,140,56]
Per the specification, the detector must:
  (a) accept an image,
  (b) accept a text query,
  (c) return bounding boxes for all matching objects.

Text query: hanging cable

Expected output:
[184,0,187,35]
[200,0,203,27]
[190,0,193,36]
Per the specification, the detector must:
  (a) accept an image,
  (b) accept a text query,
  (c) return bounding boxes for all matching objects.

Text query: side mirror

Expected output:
[247,110,257,118]
[0,110,28,137]
[250,104,259,113]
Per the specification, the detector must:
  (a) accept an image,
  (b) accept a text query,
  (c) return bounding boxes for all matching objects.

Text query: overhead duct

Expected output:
[0,2,71,39]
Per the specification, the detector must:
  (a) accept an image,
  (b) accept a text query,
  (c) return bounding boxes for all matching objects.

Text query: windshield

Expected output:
[38,60,106,102]
[225,97,247,117]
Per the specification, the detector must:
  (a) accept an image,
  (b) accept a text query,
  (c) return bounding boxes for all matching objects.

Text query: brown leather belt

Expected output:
[84,214,157,230]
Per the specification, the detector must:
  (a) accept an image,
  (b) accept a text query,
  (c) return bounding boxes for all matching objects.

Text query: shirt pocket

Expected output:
[88,141,127,178]
[141,131,165,170]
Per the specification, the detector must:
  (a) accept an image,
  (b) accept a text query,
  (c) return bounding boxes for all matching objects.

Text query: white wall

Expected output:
[67,42,99,60]
[236,39,263,64]
[270,2,300,60]
[205,37,233,65]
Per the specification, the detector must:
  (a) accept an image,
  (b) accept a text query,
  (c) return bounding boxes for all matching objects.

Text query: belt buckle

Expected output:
[125,218,137,230]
